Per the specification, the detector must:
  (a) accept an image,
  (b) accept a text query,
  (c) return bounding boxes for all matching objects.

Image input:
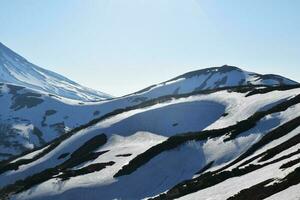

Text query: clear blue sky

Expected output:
[1,0,299,96]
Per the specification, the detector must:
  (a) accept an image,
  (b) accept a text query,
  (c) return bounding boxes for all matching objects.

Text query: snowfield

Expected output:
[0,42,112,101]
[1,85,300,200]
[1,43,300,200]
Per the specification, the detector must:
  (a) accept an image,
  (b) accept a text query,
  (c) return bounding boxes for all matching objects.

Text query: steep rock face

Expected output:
[0,42,112,101]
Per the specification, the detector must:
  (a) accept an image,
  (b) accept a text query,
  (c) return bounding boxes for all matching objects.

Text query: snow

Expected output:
[12,137,204,200]
[0,42,112,101]
[0,83,9,93]
[0,97,224,187]
[11,132,167,200]
[179,154,300,200]
[96,100,226,136]
[205,88,300,130]
[1,84,297,160]
[221,103,300,171]
[129,65,298,100]
[2,87,300,188]
[11,146,50,164]
[1,48,300,199]
[265,183,300,200]
[1,46,299,162]
[202,134,261,166]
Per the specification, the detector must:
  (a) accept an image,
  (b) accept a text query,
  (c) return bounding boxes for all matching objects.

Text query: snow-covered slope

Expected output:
[1,85,300,200]
[1,54,298,162]
[0,42,111,101]
[0,82,110,160]
[127,65,298,101]
[1,47,300,199]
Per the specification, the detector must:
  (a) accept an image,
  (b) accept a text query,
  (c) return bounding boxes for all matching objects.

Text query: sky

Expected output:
[0,0,300,96]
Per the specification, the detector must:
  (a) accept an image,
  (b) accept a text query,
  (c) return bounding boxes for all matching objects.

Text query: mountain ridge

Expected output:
[0,42,112,101]
[0,44,299,162]
[129,64,298,98]
[1,43,300,200]
[1,84,300,200]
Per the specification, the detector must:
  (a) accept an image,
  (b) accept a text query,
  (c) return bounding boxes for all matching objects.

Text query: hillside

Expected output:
[0,42,112,101]
[0,61,298,161]
[1,84,300,200]
[1,44,300,199]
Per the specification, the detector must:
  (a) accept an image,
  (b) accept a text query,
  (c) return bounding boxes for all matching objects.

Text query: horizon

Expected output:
[1,0,300,96]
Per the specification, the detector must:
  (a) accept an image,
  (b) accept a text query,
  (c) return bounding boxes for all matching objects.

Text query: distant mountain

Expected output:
[130,65,298,99]
[0,42,112,101]
[0,83,110,161]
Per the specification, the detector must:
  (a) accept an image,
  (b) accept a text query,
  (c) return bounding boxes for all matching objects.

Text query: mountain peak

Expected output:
[220,64,241,70]
[170,65,243,81]
[131,65,298,99]
[168,65,297,86]
[0,42,112,101]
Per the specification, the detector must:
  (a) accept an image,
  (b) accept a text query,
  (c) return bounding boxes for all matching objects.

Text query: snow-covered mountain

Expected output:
[0,54,298,162]
[0,82,111,161]
[1,45,300,199]
[1,84,300,200]
[129,65,298,99]
[0,42,112,101]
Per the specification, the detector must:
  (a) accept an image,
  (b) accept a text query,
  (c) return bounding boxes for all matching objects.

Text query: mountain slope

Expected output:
[1,51,300,200]
[0,64,298,161]
[0,60,299,159]
[0,42,112,101]
[128,65,298,100]
[1,85,300,200]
